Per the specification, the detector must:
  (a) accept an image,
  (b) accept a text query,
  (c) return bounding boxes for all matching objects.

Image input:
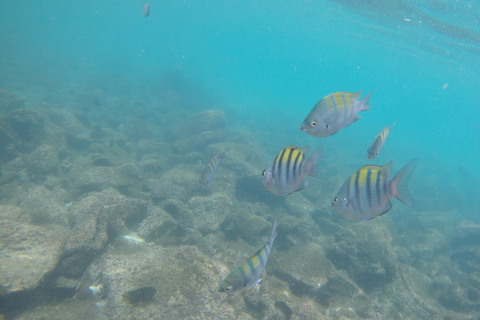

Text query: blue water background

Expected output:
[1,0,479,220]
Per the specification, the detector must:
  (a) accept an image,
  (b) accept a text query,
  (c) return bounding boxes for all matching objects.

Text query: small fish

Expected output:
[199,151,225,188]
[122,286,157,304]
[218,220,278,293]
[367,121,396,160]
[332,159,418,222]
[142,2,150,17]
[301,91,373,137]
[123,234,145,244]
[262,146,321,196]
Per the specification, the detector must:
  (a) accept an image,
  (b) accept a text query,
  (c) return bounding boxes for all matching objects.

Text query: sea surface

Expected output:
[0,1,479,319]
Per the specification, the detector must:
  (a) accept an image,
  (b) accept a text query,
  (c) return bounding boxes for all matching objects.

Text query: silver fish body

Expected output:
[143,2,150,17]
[218,220,278,293]
[301,91,373,137]
[333,159,418,222]
[199,151,225,188]
[262,146,321,196]
[367,121,396,160]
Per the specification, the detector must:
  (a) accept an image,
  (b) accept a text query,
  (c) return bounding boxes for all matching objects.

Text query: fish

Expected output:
[122,286,157,304]
[199,151,225,188]
[262,146,321,196]
[142,2,150,17]
[218,220,278,293]
[367,121,396,160]
[123,233,145,244]
[300,91,373,137]
[332,158,418,222]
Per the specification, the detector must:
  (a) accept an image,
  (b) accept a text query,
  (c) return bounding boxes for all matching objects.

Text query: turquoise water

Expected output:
[1,0,480,319]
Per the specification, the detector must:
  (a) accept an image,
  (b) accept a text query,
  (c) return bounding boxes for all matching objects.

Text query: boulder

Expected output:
[0,220,64,293]
[25,145,59,176]
[326,222,397,293]
[149,167,197,202]
[18,186,68,226]
[171,110,225,153]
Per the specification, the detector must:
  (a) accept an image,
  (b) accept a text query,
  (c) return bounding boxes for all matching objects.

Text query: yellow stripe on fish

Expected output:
[301,90,373,137]
[218,220,278,293]
[333,159,417,222]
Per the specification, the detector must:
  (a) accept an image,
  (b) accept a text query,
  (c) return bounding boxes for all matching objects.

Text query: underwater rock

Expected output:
[405,228,448,261]
[149,167,197,202]
[25,145,60,175]
[82,245,238,319]
[0,220,65,293]
[284,193,315,217]
[451,219,480,247]
[112,162,142,189]
[92,157,112,167]
[160,198,193,227]
[0,88,24,114]
[189,193,234,235]
[137,205,177,242]
[0,205,24,221]
[60,188,139,278]
[230,211,271,245]
[171,110,225,153]
[74,166,115,194]
[137,153,167,173]
[270,242,337,297]
[0,108,44,165]
[326,222,397,293]
[18,186,68,226]
[45,108,92,150]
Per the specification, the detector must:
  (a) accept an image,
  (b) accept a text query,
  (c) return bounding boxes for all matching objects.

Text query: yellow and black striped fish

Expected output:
[301,91,373,137]
[262,146,321,196]
[218,220,278,293]
[199,151,225,188]
[367,121,396,160]
[333,159,418,222]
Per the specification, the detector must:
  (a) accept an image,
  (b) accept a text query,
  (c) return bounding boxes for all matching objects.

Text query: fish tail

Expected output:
[360,90,374,111]
[307,147,322,178]
[269,219,278,245]
[390,158,418,206]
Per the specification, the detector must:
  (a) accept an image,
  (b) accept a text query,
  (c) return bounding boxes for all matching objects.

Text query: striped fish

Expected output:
[301,91,373,137]
[367,121,396,160]
[218,220,278,293]
[332,159,418,222]
[199,151,225,188]
[262,146,321,196]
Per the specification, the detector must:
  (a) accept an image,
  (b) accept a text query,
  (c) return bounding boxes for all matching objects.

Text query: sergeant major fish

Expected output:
[301,91,373,137]
[367,121,396,160]
[332,158,418,222]
[199,151,225,188]
[262,146,321,196]
[218,220,278,293]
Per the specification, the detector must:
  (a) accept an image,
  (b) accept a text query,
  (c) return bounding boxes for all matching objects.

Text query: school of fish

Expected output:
[192,89,419,293]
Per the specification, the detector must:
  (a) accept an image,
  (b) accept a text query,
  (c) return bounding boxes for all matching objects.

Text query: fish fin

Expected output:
[383,161,393,179]
[307,147,322,178]
[379,200,393,216]
[295,179,309,192]
[247,219,278,260]
[390,121,397,130]
[391,158,418,206]
[359,90,373,111]
[269,219,278,244]
[257,279,262,285]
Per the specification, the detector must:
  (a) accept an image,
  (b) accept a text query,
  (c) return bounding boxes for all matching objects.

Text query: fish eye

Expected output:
[375,152,378,156]
[333,197,338,204]
[325,124,329,129]
[262,169,265,177]
[225,286,232,291]
[311,121,317,127]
